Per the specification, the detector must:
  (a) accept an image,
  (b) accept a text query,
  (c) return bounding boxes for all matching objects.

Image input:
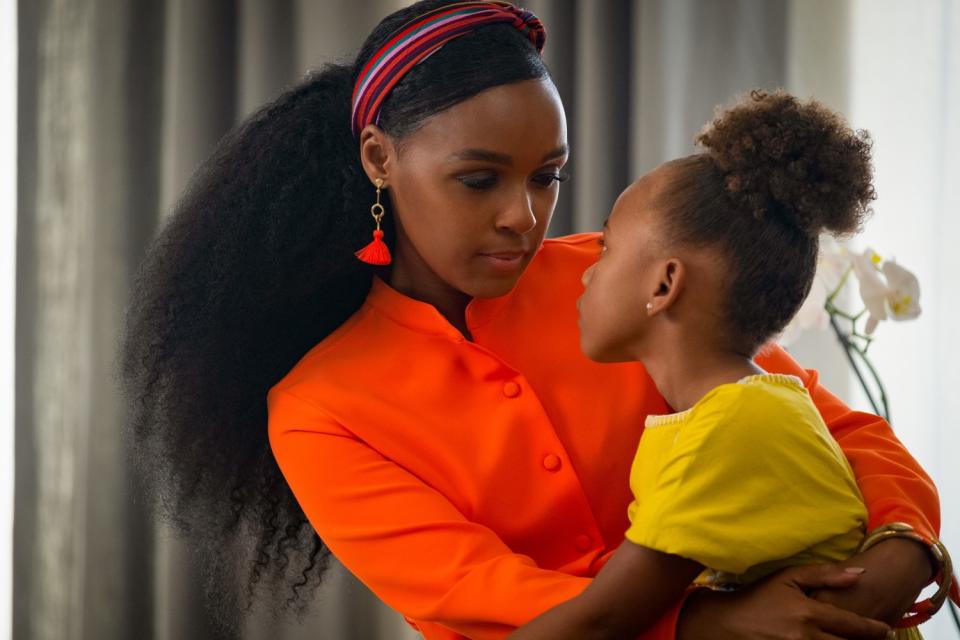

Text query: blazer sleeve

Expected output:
[267,387,689,640]
[755,343,941,543]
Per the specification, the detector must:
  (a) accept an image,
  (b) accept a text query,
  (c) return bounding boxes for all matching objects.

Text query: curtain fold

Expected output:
[16,1,807,638]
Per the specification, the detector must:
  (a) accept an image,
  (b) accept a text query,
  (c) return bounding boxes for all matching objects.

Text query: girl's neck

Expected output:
[640,338,765,413]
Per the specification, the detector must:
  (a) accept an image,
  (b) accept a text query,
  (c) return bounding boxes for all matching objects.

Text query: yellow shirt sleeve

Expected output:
[625,380,868,575]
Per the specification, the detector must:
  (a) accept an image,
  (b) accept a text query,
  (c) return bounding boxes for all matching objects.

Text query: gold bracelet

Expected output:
[858,522,955,627]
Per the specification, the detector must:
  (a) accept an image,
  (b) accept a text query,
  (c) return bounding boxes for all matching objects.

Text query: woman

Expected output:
[118,1,944,638]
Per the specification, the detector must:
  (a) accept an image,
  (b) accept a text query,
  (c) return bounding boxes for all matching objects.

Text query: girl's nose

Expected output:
[581,263,596,287]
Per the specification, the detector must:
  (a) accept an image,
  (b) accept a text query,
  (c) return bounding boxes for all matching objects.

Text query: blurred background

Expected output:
[5,0,959,638]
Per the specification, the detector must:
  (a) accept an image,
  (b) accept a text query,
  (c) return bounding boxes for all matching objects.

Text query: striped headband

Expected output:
[351,1,546,136]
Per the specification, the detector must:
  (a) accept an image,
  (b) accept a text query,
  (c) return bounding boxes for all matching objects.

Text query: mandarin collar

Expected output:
[365,276,514,341]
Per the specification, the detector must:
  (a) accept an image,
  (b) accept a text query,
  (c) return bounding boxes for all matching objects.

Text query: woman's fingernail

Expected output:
[844,567,866,574]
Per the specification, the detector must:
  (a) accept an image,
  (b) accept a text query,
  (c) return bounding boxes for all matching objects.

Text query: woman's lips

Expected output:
[478,251,527,272]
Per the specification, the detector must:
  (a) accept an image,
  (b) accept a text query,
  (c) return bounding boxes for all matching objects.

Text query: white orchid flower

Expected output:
[881,260,921,321]
[777,241,922,345]
[851,248,888,334]
[850,248,922,334]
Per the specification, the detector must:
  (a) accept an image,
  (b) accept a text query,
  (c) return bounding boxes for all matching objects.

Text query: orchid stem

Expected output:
[826,266,854,306]
[828,313,890,422]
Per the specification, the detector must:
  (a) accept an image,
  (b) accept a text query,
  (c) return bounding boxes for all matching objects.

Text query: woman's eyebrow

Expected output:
[446,144,569,166]
[447,149,513,165]
[542,145,568,162]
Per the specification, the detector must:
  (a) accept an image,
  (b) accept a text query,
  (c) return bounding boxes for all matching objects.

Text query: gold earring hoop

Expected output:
[354,177,392,265]
[370,178,385,231]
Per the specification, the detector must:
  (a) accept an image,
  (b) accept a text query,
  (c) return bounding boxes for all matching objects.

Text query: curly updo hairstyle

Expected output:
[660,89,876,355]
[116,0,551,633]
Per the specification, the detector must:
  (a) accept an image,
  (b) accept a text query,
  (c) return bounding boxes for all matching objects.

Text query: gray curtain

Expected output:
[15,1,830,638]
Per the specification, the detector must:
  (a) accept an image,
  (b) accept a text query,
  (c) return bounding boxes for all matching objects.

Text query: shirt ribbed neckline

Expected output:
[735,373,804,388]
[643,373,805,428]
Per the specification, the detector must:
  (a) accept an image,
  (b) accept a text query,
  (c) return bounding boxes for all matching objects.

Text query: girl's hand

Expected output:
[676,563,893,640]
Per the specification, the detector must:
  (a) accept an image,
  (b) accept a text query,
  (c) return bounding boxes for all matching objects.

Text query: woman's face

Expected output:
[370,78,568,300]
[577,166,674,362]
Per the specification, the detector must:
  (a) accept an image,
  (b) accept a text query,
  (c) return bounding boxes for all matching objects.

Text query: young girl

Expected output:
[117,0,945,637]
[508,90,938,639]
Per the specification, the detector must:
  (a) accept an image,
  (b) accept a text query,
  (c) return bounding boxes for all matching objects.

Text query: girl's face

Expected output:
[577,166,676,362]
[363,78,568,300]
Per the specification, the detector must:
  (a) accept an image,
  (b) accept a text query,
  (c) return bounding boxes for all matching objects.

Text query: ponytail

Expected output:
[119,63,378,631]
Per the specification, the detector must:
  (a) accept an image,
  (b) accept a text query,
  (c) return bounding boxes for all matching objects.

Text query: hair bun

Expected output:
[696,89,876,237]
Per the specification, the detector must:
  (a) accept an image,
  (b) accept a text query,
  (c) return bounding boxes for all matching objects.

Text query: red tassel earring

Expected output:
[355,178,392,265]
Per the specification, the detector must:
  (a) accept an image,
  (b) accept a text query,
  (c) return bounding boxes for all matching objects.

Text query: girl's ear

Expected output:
[646,258,685,316]
[358,124,396,186]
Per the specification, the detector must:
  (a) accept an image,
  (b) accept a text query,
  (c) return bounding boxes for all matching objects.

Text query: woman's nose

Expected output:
[495,190,537,234]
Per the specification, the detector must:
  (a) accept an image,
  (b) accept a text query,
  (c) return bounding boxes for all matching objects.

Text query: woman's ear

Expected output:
[359,124,396,186]
[647,258,685,316]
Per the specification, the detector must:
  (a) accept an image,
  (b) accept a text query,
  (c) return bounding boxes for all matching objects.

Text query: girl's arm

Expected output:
[756,343,939,542]
[269,385,892,640]
[755,343,940,621]
[507,541,702,640]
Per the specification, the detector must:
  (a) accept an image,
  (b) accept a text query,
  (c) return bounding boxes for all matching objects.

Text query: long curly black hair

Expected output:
[116,0,550,633]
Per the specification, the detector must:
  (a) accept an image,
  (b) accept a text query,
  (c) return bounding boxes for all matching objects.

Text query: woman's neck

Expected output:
[639,337,764,413]
[388,256,473,340]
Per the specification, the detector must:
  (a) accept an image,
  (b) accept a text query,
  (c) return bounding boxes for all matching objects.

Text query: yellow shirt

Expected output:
[626,373,869,588]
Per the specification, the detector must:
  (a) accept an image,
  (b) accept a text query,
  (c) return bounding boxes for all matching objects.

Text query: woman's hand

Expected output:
[676,563,893,640]
[809,538,934,625]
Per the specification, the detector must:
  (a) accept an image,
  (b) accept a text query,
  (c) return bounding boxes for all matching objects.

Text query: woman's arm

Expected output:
[677,563,893,640]
[810,537,935,624]
[267,387,690,640]
[507,542,702,640]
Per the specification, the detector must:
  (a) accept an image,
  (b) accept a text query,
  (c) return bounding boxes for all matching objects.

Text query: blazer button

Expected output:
[575,534,592,552]
[542,454,561,471]
[502,381,521,398]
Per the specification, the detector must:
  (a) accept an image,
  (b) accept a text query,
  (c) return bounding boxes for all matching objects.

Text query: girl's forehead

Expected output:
[613,175,660,221]
[608,169,676,243]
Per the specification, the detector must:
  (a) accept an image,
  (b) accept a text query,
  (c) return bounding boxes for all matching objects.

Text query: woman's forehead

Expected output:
[403,78,567,160]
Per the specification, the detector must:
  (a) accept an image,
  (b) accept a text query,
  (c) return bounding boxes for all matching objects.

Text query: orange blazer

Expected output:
[267,232,940,640]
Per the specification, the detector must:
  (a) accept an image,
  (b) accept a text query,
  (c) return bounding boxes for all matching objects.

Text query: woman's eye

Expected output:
[459,173,498,190]
[533,171,571,187]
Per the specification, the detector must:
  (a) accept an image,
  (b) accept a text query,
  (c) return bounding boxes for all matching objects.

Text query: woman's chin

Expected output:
[465,274,524,299]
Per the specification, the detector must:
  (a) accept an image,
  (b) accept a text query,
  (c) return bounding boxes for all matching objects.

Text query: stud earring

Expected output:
[646,302,654,311]
[355,178,392,265]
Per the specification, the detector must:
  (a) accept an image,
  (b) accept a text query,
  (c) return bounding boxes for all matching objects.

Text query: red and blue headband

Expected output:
[351,1,546,136]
